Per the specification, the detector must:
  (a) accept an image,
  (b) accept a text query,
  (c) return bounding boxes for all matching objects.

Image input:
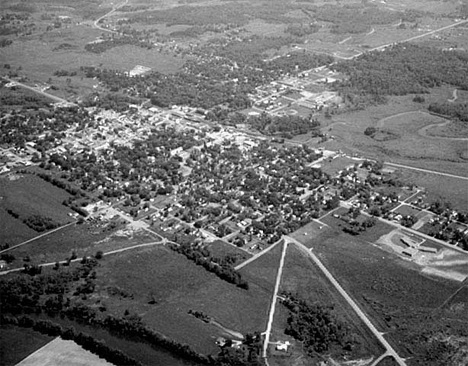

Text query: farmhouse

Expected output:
[275,341,291,352]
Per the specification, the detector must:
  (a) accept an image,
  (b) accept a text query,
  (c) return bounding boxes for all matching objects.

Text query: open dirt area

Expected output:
[377,229,468,282]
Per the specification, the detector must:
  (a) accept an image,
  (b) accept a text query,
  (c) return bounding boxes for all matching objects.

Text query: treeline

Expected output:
[168,243,249,289]
[1,315,144,366]
[332,44,468,104]
[281,293,348,355]
[5,208,59,232]
[0,260,215,365]
[428,102,468,122]
[285,23,320,37]
[84,35,154,54]
[245,113,321,137]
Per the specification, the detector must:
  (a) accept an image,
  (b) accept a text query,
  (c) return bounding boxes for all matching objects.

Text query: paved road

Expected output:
[288,237,408,366]
[262,240,288,359]
[235,238,283,271]
[93,0,129,33]
[385,162,468,181]
[2,77,75,106]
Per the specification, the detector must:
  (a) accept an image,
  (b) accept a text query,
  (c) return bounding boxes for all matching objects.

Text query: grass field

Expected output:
[0,209,37,248]
[0,173,74,224]
[0,325,53,366]
[93,245,271,355]
[277,244,384,361]
[304,227,463,362]
[6,221,158,267]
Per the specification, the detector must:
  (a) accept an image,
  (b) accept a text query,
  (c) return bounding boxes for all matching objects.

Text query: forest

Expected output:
[280,293,348,355]
[332,44,468,104]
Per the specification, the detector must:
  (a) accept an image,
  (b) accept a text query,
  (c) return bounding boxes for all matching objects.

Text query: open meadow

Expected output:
[274,244,384,362]
[302,227,465,363]
[6,221,159,268]
[322,93,468,178]
[92,245,272,355]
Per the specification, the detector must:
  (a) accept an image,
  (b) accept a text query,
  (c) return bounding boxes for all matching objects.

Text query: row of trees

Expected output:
[1,315,144,366]
[168,243,249,289]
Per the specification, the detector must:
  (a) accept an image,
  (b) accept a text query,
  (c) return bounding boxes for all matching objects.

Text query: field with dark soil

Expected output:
[303,228,465,365]
[0,324,53,366]
[92,245,272,355]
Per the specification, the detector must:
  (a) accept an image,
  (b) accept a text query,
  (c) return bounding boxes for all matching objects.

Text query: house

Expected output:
[275,341,291,352]
[0,260,7,270]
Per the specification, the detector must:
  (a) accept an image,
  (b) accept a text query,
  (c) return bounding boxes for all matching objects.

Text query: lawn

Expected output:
[93,245,272,355]
[393,204,422,218]
[0,324,53,366]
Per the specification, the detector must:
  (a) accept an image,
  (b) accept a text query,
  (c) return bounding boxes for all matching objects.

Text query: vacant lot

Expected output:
[93,245,271,355]
[0,325,53,366]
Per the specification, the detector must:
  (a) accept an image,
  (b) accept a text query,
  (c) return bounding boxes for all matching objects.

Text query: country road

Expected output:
[262,240,288,359]
[1,77,75,106]
[0,240,166,276]
[385,162,468,181]
[289,237,408,366]
[0,221,77,255]
[93,0,129,33]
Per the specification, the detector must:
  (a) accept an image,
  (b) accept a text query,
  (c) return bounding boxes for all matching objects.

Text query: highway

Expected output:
[288,236,408,366]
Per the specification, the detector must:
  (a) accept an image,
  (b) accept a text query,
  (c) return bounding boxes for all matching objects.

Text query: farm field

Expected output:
[305,228,465,364]
[15,337,114,366]
[93,245,272,355]
[0,324,53,366]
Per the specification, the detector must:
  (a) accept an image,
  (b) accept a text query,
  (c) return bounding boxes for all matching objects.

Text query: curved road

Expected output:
[93,0,129,33]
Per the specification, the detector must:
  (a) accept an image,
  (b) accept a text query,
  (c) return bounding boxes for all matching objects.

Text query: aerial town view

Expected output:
[0,0,468,365]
